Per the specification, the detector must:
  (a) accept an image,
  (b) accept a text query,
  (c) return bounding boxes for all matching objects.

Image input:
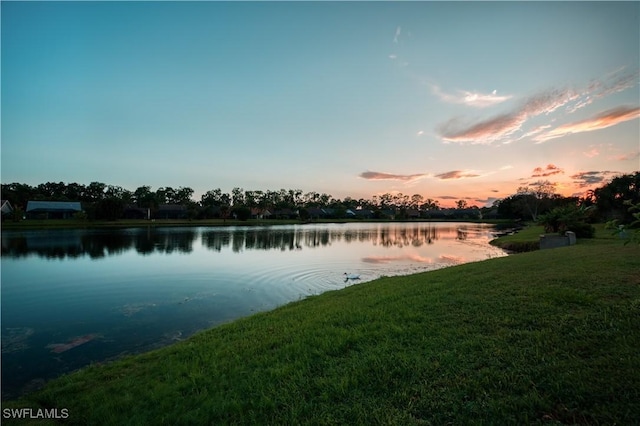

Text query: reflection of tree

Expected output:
[1,228,196,259]
[1,224,496,259]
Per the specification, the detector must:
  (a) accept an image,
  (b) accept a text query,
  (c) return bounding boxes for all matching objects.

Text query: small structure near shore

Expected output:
[540,231,576,250]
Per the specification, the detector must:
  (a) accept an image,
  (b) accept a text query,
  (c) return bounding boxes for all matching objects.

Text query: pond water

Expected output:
[1,222,507,399]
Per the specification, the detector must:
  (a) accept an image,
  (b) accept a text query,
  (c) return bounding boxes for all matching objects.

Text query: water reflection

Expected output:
[1,222,506,400]
[1,223,491,259]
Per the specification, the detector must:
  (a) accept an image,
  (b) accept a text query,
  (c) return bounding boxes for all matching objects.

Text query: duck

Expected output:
[343,273,361,280]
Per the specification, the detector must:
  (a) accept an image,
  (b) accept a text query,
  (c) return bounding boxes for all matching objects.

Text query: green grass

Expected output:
[489,224,545,252]
[3,227,639,425]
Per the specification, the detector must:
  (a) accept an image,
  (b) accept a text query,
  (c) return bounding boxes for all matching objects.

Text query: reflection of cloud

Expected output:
[362,254,433,264]
[531,164,564,177]
[359,171,427,182]
[534,106,640,143]
[571,171,619,188]
[435,170,480,180]
[431,85,512,108]
[439,254,465,263]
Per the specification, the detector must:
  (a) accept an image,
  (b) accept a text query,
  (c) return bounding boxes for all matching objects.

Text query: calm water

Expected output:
[1,222,507,399]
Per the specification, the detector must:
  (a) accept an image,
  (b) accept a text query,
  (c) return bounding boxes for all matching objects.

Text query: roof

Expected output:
[157,204,186,211]
[1,200,13,214]
[26,201,82,212]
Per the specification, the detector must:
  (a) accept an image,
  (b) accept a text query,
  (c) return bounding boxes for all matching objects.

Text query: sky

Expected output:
[2,1,639,208]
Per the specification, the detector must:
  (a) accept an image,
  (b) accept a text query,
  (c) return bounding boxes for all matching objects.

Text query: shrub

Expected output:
[538,205,595,238]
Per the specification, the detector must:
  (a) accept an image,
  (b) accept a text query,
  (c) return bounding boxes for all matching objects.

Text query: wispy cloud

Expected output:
[393,26,401,44]
[439,88,577,144]
[531,164,564,177]
[583,148,600,158]
[434,170,480,180]
[431,85,512,108]
[534,106,640,143]
[437,70,638,145]
[611,150,640,161]
[359,171,427,182]
[571,171,619,188]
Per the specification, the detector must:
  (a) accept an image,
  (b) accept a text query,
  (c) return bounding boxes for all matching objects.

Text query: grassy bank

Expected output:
[490,224,544,252]
[3,228,639,424]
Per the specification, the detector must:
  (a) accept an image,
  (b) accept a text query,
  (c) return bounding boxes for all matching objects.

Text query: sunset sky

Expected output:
[2,1,639,207]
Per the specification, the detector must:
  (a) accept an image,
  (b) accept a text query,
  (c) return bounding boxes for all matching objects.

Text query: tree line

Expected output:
[1,171,638,223]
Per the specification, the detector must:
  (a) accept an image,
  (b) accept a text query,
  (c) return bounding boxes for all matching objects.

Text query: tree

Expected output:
[456,199,468,210]
[594,172,640,222]
[133,186,156,208]
[231,187,245,207]
[516,180,557,221]
[85,182,107,203]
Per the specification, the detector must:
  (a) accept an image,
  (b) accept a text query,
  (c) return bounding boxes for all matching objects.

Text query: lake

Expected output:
[1,222,507,399]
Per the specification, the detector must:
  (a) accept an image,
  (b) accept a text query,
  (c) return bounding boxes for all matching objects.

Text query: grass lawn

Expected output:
[2,226,639,424]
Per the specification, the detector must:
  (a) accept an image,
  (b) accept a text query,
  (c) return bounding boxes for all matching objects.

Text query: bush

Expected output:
[538,205,595,238]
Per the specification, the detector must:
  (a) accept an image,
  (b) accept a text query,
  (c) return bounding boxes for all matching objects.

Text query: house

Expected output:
[1,200,14,219]
[406,209,421,219]
[26,201,82,219]
[123,206,150,220]
[154,204,187,220]
[250,208,272,220]
[273,208,298,219]
[353,209,374,219]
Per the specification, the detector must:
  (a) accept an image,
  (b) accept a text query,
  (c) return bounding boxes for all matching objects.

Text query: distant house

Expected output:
[26,201,82,219]
[1,200,14,219]
[155,204,187,220]
[123,206,150,220]
[273,208,298,219]
[406,209,421,219]
[354,209,374,219]
[250,208,272,220]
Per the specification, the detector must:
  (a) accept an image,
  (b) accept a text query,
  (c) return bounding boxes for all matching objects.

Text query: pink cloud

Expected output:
[531,164,564,177]
[611,150,640,161]
[439,88,578,144]
[534,106,640,143]
[438,70,638,145]
[434,170,480,180]
[571,170,620,188]
[583,148,600,158]
[359,171,427,182]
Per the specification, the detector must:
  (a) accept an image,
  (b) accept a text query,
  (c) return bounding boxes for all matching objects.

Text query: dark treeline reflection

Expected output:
[1,224,492,259]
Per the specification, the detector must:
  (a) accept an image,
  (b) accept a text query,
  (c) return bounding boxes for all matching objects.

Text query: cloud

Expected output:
[437,195,459,200]
[571,171,619,188]
[388,54,397,60]
[534,106,640,143]
[434,170,480,180]
[359,171,427,182]
[583,148,600,158]
[437,70,638,145]
[439,88,578,144]
[611,150,640,161]
[500,165,514,170]
[393,26,401,43]
[531,164,564,177]
[431,85,512,108]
